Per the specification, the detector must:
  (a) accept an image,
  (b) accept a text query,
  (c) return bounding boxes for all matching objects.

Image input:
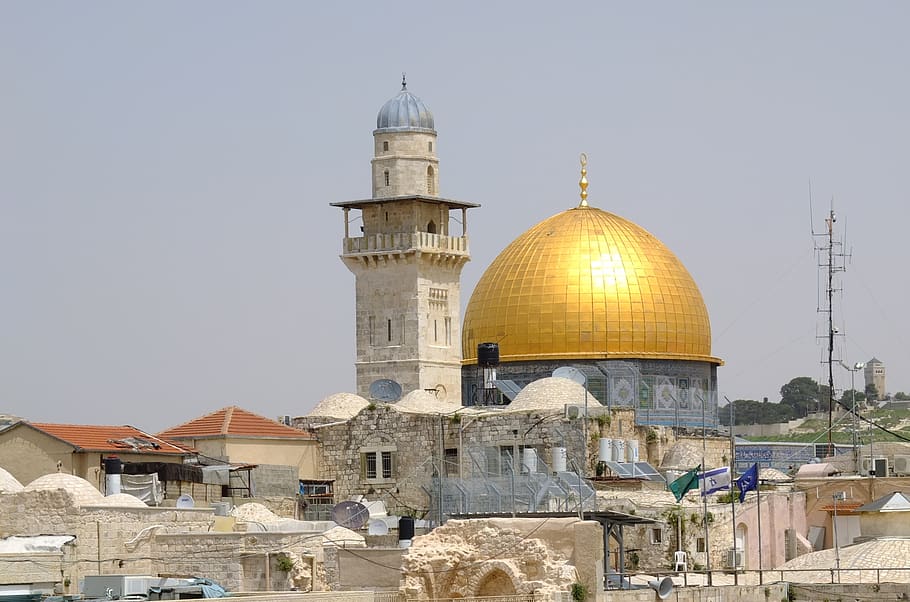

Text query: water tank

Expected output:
[522,448,538,474]
[477,342,500,367]
[612,439,626,463]
[552,447,567,472]
[598,438,613,463]
[103,456,122,496]
[627,439,640,463]
[399,516,415,541]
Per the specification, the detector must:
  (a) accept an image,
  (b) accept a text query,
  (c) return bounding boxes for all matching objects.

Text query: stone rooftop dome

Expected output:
[507,377,601,411]
[25,473,104,506]
[463,204,720,366]
[396,390,455,414]
[0,466,23,493]
[91,493,147,507]
[308,392,370,420]
[375,81,435,133]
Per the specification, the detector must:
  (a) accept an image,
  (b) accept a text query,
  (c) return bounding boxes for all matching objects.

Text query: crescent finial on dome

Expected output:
[579,153,589,208]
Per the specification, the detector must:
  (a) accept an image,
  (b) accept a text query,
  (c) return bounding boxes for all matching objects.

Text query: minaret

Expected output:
[331,79,478,402]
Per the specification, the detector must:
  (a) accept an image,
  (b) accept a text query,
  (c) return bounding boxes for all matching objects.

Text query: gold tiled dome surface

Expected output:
[463,205,719,364]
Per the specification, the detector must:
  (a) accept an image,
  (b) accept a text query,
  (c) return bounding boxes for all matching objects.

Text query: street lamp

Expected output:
[832,490,846,582]
[839,361,865,473]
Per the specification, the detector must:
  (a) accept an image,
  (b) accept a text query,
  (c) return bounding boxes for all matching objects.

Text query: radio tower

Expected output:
[814,207,849,457]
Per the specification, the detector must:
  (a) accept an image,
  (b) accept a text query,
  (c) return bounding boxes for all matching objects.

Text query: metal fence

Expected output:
[426,447,597,523]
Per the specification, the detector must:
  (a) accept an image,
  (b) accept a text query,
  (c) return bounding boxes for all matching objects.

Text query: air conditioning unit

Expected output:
[725,548,744,569]
[564,405,586,419]
[861,457,889,477]
[893,456,910,476]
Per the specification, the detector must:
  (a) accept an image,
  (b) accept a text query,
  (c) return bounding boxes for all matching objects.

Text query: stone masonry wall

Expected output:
[299,405,716,517]
[0,489,214,594]
[153,531,322,593]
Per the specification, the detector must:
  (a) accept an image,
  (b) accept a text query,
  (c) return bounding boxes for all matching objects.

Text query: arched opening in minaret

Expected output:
[427,220,437,234]
[427,166,435,195]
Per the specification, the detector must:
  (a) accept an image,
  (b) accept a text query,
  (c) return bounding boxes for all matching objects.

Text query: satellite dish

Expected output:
[553,366,585,385]
[368,519,390,535]
[331,500,370,530]
[369,379,402,402]
[175,494,195,508]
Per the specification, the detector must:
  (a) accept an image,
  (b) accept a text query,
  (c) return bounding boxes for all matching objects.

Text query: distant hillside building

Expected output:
[864,358,886,400]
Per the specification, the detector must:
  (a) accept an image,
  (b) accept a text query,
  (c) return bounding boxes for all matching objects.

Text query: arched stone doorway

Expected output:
[474,569,517,597]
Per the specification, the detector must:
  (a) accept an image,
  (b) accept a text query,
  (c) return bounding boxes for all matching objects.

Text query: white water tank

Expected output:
[612,439,626,463]
[598,438,613,463]
[522,448,538,474]
[627,439,640,463]
[552,447,567,472]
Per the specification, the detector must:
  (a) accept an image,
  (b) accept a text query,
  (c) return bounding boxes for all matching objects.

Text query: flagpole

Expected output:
[731,480,738,585]
[701,395,712,586]
[729,399,738,586]
[757,479,763,584]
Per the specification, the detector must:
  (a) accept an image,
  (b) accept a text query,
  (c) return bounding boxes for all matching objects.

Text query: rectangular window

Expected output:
[388,318,392,343]
[444,448,459,477]
[500,446,515,476]
[650,528,663,544]
[361,449,396,482]
[696,537,706,553]
[434,319,438,343]
[445,317,452,345]
[381,451,393,479]
[364,452,378,480]
[368,316,375,346]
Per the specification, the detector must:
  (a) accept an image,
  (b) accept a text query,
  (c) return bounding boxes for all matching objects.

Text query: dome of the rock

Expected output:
[463,205,718,364]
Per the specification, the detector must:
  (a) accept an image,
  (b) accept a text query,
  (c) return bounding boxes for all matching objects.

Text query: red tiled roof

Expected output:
[26,422,191,455]
[157,406,312,440]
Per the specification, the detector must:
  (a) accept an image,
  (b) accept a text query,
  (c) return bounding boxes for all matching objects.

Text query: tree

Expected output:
[780,377,821,417]
[894,392,910,401]
[865,383,879,401]
[718,398,795,426]
[838,389,866,405]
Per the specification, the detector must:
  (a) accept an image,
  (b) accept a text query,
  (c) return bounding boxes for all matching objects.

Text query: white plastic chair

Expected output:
[673,550,688,572]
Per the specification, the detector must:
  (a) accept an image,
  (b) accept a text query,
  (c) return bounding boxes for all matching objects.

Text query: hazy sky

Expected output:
[2,3,908,432]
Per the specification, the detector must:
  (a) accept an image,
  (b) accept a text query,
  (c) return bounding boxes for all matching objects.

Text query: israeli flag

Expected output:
[698,466,731,496]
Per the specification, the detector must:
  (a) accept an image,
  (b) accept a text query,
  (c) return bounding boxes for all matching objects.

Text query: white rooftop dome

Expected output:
[25,473,105,506]
[396,390,455,414]
[90,493,147,508]
[0,466,23,493]
[309,392,370,420]
[508,377,601,412]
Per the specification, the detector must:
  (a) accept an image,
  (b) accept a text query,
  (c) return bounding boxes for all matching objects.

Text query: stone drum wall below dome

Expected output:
[462,358,719,429]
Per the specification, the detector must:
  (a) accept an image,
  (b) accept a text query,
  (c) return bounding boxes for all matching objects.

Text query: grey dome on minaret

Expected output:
[375,79,435,133]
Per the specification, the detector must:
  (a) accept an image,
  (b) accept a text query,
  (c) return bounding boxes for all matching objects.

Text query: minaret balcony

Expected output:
[342,232,469,256]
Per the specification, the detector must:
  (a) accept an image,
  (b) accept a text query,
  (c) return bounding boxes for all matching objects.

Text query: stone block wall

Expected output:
[252,465,298,498]
[0,489,215,594]
[154,531,322,593]
[299,405,731,517]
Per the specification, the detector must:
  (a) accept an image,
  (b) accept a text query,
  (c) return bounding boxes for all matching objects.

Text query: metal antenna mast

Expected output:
[813,205,849,456]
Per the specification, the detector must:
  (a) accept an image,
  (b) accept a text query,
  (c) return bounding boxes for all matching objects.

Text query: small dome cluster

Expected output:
[376,84,435,132]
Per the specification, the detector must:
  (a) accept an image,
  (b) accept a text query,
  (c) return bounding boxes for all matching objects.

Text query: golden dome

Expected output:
[463,205,720,365]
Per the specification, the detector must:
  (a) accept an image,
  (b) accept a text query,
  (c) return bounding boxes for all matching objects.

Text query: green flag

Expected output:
[669,465,701,502]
